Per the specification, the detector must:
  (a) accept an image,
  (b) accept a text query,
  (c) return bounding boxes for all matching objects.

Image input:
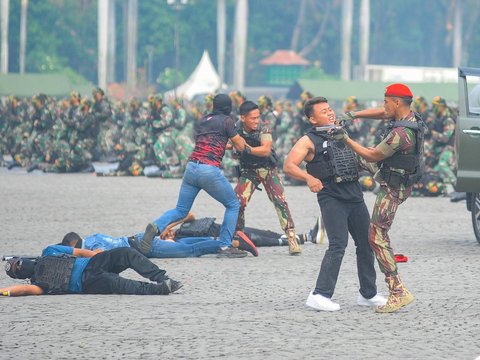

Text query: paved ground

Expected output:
[0,169,479,359]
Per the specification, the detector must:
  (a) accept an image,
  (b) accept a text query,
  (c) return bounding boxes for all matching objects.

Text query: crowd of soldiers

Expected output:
[0,89,457,196]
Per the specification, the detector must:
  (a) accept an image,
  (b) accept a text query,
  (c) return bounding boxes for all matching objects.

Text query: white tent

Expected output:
[165,50,222,100]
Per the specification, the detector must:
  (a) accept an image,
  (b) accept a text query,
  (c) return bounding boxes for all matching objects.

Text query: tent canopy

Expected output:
[165,50,222,100]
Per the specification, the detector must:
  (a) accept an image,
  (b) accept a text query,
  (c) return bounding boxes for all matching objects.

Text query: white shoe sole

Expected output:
[306,296,340,312]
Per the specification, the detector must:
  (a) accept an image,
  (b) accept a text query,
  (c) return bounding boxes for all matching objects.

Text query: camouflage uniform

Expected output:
[28,94,54,166]
[430,97,456,185]
[360,112,420,276]
[160,101,194,178]
[92,88,114,160]
[148,95,178,171]
[234,119,300,254]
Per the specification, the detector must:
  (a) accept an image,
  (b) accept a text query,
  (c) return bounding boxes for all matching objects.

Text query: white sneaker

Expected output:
[306,292,340,311]
[357,292,387,307]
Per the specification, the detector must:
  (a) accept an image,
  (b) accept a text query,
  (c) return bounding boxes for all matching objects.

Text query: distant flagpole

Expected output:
[0,0,9,74]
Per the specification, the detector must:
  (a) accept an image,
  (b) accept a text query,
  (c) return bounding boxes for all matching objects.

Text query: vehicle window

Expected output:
[466,75,480,115]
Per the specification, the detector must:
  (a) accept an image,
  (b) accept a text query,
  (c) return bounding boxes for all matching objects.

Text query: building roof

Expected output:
[260,50,310,66]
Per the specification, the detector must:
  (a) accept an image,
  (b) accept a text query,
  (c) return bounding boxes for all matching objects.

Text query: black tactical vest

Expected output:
[237,121,278,169]
[175,217,220,238]
[305,128,359,183]
[31,255,76,294]
[379,113,426,187]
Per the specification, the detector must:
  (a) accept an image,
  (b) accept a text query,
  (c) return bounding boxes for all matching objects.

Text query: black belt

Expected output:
[190,159,208,165]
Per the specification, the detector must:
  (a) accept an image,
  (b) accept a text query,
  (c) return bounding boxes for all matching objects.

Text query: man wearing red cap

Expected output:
[333,83,426,313]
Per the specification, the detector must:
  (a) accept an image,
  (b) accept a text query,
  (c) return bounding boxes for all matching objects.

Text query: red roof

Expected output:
[260,50,310,66]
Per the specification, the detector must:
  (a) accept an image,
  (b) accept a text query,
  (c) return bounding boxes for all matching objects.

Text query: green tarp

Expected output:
[0,73,93,97]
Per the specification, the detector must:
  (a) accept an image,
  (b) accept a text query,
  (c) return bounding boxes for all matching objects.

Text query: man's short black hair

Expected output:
[61,232,83,248]
[239,100,259,116]
[303,96,328,118]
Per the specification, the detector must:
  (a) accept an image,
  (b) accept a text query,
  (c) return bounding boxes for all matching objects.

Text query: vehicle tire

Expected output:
[472,193,480,244]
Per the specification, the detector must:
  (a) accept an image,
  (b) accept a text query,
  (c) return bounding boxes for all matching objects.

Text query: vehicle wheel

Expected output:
[472,193,480,244]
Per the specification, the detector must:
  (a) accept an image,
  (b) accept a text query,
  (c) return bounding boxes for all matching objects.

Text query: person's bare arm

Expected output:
[73,248,102,257]
[249,136,272,157]
[344,137,388,162]
[350,107,387,120]
[230,134,247,152]
[1,284,44,297]
[283,136,323,193]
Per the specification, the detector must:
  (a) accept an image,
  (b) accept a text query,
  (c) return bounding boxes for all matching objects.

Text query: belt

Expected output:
[190,159,208,165]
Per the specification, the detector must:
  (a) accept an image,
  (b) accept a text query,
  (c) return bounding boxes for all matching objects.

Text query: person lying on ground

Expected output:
[1,239,181,297]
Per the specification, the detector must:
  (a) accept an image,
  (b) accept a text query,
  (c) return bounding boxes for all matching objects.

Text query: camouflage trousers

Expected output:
[433,145,456,186]
[234,167,294,232]
[369,184,412,276]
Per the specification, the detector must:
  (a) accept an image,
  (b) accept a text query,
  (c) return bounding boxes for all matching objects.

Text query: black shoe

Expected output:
[233,231,258,257]
[169,279,183,293]
[449,191,467,202]
[158,277,183,294]
[139,223,158,255]
[217,247,248,258]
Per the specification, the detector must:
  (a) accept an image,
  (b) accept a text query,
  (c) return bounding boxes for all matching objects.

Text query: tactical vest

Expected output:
[305,128,359,183]
[379,113,426,188]
[237,121,278,169]
[31,255,76,294]
[175,217,219,239]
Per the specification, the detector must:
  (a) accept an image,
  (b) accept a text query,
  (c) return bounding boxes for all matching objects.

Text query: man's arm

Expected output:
[344,137,388,162]
[249,135,272,157]
[283,136,323,193]
[230,134,247,152]
[349,108,387,120]
[1,284,44,297]
[72,248,102,258]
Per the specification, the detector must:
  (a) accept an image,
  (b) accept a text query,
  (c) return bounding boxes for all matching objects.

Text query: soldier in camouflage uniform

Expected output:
[257,95,278,134]
[430,96,456,185]
[148,94,179,173]
[27,94,54,171]
[5,96,30,168]
[92,87,113,161]
[338,84,425,313]
[160,98,192,178]
[234,100,301,255]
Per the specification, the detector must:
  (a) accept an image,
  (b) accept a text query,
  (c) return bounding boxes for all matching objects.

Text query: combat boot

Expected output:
[375,274,414,313]
[286,228,302,255]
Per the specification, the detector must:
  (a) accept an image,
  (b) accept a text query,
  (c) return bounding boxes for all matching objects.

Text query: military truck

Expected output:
[456,67,480,243]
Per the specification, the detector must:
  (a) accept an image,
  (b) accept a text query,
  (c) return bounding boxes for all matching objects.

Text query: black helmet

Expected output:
[5,257,35,279]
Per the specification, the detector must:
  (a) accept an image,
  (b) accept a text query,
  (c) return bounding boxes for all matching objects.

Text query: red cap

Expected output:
[384,83,413,98]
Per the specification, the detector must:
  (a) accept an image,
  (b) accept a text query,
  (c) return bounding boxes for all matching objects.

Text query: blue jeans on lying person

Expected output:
[83,233,222,258]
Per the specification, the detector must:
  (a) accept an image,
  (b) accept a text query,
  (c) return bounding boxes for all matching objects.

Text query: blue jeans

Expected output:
[152,161,240,247]
[84,233,222,258]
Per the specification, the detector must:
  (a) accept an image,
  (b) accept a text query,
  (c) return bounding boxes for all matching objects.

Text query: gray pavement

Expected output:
[0,170,479,359]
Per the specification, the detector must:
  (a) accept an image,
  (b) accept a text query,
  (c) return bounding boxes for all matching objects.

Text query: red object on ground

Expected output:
[394,254,409,263]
